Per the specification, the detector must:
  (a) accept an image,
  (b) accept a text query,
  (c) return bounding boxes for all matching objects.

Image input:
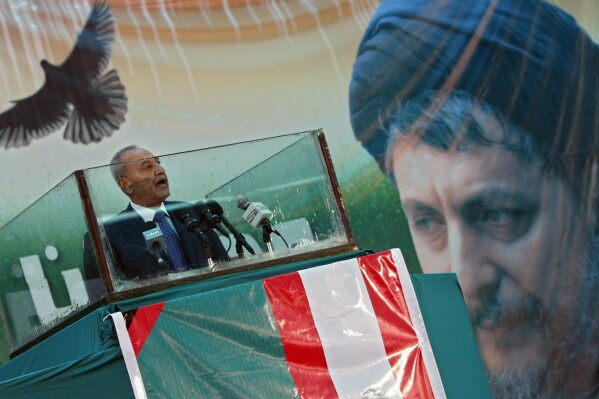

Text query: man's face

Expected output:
[118,149,170,207]
[392,141,594,393]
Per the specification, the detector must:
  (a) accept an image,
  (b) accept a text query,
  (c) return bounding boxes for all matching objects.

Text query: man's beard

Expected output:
[481,238,599,399]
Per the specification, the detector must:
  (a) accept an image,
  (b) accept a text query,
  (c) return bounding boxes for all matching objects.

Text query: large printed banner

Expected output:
[110,249,446,398]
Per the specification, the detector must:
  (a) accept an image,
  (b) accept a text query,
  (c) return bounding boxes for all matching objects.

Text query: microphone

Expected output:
[236,196,289,250]
[194,201,229,238]
[142,221,168,268]
[206,199,255,255]
[236,196,274,228]
[171,206,210,245]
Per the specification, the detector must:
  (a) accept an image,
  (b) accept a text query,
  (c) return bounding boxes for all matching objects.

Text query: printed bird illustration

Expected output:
[0,1,127,149]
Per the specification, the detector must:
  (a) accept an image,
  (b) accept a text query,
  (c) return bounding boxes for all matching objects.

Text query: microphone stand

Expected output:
[261,222,289,254]
[185,227,215,268]
[173,208,215,268]
[184,225,214,268]
[216,212,256,259]
[261,222,275,254]
[195,233,215,269]
[157,249,171,275]
[235,239,245,259]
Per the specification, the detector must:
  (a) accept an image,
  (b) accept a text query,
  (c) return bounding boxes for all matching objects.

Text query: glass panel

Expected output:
[207,132,349,261]
[83,130,351,293]
[0,174,103,360]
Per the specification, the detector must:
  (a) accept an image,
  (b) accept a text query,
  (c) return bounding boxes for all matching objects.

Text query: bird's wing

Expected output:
[0,87,70,149]
[59,1,115,83]
[63,69,127,144]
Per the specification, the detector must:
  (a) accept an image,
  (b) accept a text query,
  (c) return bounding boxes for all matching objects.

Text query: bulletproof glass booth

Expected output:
[0,130,356,361]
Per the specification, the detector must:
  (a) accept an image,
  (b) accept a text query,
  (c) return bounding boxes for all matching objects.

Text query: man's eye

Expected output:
[480,209,512,223]
[411,211,446,247]
[474,207,534,241]
[414,217,436,230]
[477,208,522,224]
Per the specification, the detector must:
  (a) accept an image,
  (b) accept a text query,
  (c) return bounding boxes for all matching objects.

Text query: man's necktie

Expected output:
[153,210,189,272]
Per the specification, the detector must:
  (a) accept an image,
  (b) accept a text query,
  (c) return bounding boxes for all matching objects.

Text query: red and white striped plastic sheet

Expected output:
[109,249,446,398]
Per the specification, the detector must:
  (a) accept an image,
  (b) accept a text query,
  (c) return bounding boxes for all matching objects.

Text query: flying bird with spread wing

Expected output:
[0,1,127,149]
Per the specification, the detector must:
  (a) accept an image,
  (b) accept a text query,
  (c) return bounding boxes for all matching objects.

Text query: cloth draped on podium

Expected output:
[0,249,489,398]
[109,249,446,398]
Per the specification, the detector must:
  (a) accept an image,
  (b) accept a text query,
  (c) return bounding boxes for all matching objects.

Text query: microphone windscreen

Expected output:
[206,199,224,215]
[171,206,190,223]
[143,221,156,231]
[194,201,210,215]
[237,196,250,210]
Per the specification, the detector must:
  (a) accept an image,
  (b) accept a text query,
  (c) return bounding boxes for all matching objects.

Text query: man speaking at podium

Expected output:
[96,145,228,280]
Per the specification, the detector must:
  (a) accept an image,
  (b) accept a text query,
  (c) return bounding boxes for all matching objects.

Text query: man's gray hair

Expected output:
[110,145,146,181]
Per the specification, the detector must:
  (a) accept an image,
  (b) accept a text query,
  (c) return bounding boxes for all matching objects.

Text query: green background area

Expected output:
[339,151,421,273]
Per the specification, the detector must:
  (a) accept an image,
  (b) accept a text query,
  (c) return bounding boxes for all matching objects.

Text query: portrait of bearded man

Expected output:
[349,0,599,397]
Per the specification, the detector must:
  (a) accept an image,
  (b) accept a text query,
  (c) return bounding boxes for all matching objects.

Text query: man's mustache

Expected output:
[129,176,168,188]
[470,295,544,330]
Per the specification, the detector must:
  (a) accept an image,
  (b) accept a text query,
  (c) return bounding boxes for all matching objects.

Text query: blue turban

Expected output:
[349,0,599,171]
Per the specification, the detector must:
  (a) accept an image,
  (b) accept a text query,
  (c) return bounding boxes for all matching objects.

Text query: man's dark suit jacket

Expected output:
[86,201,228,281]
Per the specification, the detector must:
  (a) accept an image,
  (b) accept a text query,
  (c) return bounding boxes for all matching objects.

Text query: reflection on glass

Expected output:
[0,175,101,360]
[208,132,348,262]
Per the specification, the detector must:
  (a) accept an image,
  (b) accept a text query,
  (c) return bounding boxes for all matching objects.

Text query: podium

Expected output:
[0,130,356,360]
[0,130,490,398]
